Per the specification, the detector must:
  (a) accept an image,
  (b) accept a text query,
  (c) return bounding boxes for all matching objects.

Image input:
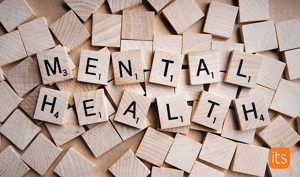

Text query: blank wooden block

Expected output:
[282,48,300,80]
[92,14,121,47]
[0,81,23,122]
[54,147,96,177]
[50,10,90,52]
[211,41,244,71]
[153,34,182,54]
[121,10,154,41]
[268,152,300,177]
[34,87,70,125]
[107,0,142,14]
[162,0,204,34]
[0,0,35,32]
[233,94,270,131]
[109,149,150,177]
[19,85,43,118]
[238,0,269,23]
[241,21,278,53]
[5,57,42,97]
[0,30,27,67]
[147,0,172,12]
[112,49,144,85]
[203,1,238,39]
[0,146,30,177]
[275,18,300,52]
[231,143,269,177]
[21,134,63,175]
[82,121,122,158]
[151,167,184,177]
[225,50,263,88]
[165,133,202,173]
[190,161,224,177]
[18,17,55,56]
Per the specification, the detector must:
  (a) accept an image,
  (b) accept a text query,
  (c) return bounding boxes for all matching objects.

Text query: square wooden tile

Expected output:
[282,48,300,80]
[151,167,183,177]
[238,0,269,23]
[147,0,172,13]
[107,0,142,14]
[153,34,182,54]
[20,85,43,118]
[268,152,300,177]
[190,161,224,177]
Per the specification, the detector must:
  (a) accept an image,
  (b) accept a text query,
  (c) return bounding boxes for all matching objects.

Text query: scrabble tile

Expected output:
[282,48,300,80]
[192,91,231,131]
[221,109,256,144]
[65,0,105,22]
[199,133,237,169]
[109,149,150,177]
[0,67,4,81]
[37,45,74,85]
[270,79,300,118]
[50,10,90,52]
[241,21,278,53]
[0,0,35,32]
[211,41,244,71]
[165,134,202,173]
[21,133,63,175]
[0,81,23,122]
[162,0,204,34]
[121,10,154,41]
[231,143,269,177]
[238,0,269,23]
[0,109,41,150]
[203,1,238,39]
[190,161,224,177]
[268,152,300,177]
[157,94,190,129]
[107,0,142,14]
[151,167,184,177]
[45,108,85,147]
[34,87,70,125]
[233,94,270,131]
[112,49,144,85]
[0,146,30,177]
[54,147,96,177]
[150,50,184,87]
[82,121,122,158]
[153,34,182,54]
[92,13,121,47]
[0,30,27,67]
[275,18,300,52]
[19,85,44,118]
[225,50,263,88]
[5,57,42,97]
[188,50,220,85]
[147,0,172,12]
[18,17,55,56]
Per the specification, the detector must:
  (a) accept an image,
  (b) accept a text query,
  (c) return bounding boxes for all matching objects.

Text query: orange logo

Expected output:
[269,148,290,169]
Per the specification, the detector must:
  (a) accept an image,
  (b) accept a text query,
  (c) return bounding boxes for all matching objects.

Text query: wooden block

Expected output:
[112,49,144,85]
[211,41,244,71]
[165,133,202,173]
[270,79,300,118]
[121,10,154,41]
[298,117,300,134]
[233,94,270,131]
[147,0,172,13]
[231,143,269,177]
[0,81,23,122]
[19,85,43,118]
[241,21,278,53]
[104,93,117,117]
[92,13,121,47]
[238,0,269,23]
[221,109,256,144]
[275,18,300,52]
[151,167,184,177]
[0,146,30,177]
[203,1,238,39]
[0,0,35,32]
[107,0,142,14]
[0,30,27,67]
[150,50,184,87]
[121,40,153,70]
[37,45,74,85]
[34,87,70,125]
[54,147,96,177]
[49,10,90,52]
[190,161,224,177]
[5,57,42,97]
[0,67,4,81]
[82,121,122,158]
[268,152,300,177]
[109,149,150,177]
[65,0,105,22]
[135,127,174,166]
[282,48,300,80]
[153,34,182,54]
[45,108,85,147]
[162,0,204,34]
[225,50,263,88]
[0,109,41,150]
[18,17,55,56]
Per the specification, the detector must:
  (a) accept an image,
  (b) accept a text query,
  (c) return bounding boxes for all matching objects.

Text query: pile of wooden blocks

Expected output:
[0,0,300,176]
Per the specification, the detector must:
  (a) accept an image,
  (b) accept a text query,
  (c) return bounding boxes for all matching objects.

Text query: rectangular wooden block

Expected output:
[153,34,182,54]
[268,152,300,177]
[282,48,300,80]
[147,0,172,13]
[20,85,43,118]
[107,0,142,14]
[151,167,184,177]
[238,0,269,23]
[190,161,224,177]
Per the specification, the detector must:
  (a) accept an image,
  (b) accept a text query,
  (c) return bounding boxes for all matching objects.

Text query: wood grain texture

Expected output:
[282,48,300,80]
[0,67,4,81]
[151,167,184,177]
[190,161,224,177]
[238,0,269,23]
[107,0,142,14]
[19,84,43,118]
[268,152,300,177]
[147,0,172,13]
[153,34,182,54]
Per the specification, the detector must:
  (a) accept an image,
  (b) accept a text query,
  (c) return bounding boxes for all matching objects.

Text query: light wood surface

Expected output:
[19,85,44,118]
[151,166,184,177]
[146,0,172,13]
[107,0,142,14]
[238,0,269,23]
[153,34,182,55]
[268,152,300,177]
[282,48,300,80]
[190,161,224,177]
